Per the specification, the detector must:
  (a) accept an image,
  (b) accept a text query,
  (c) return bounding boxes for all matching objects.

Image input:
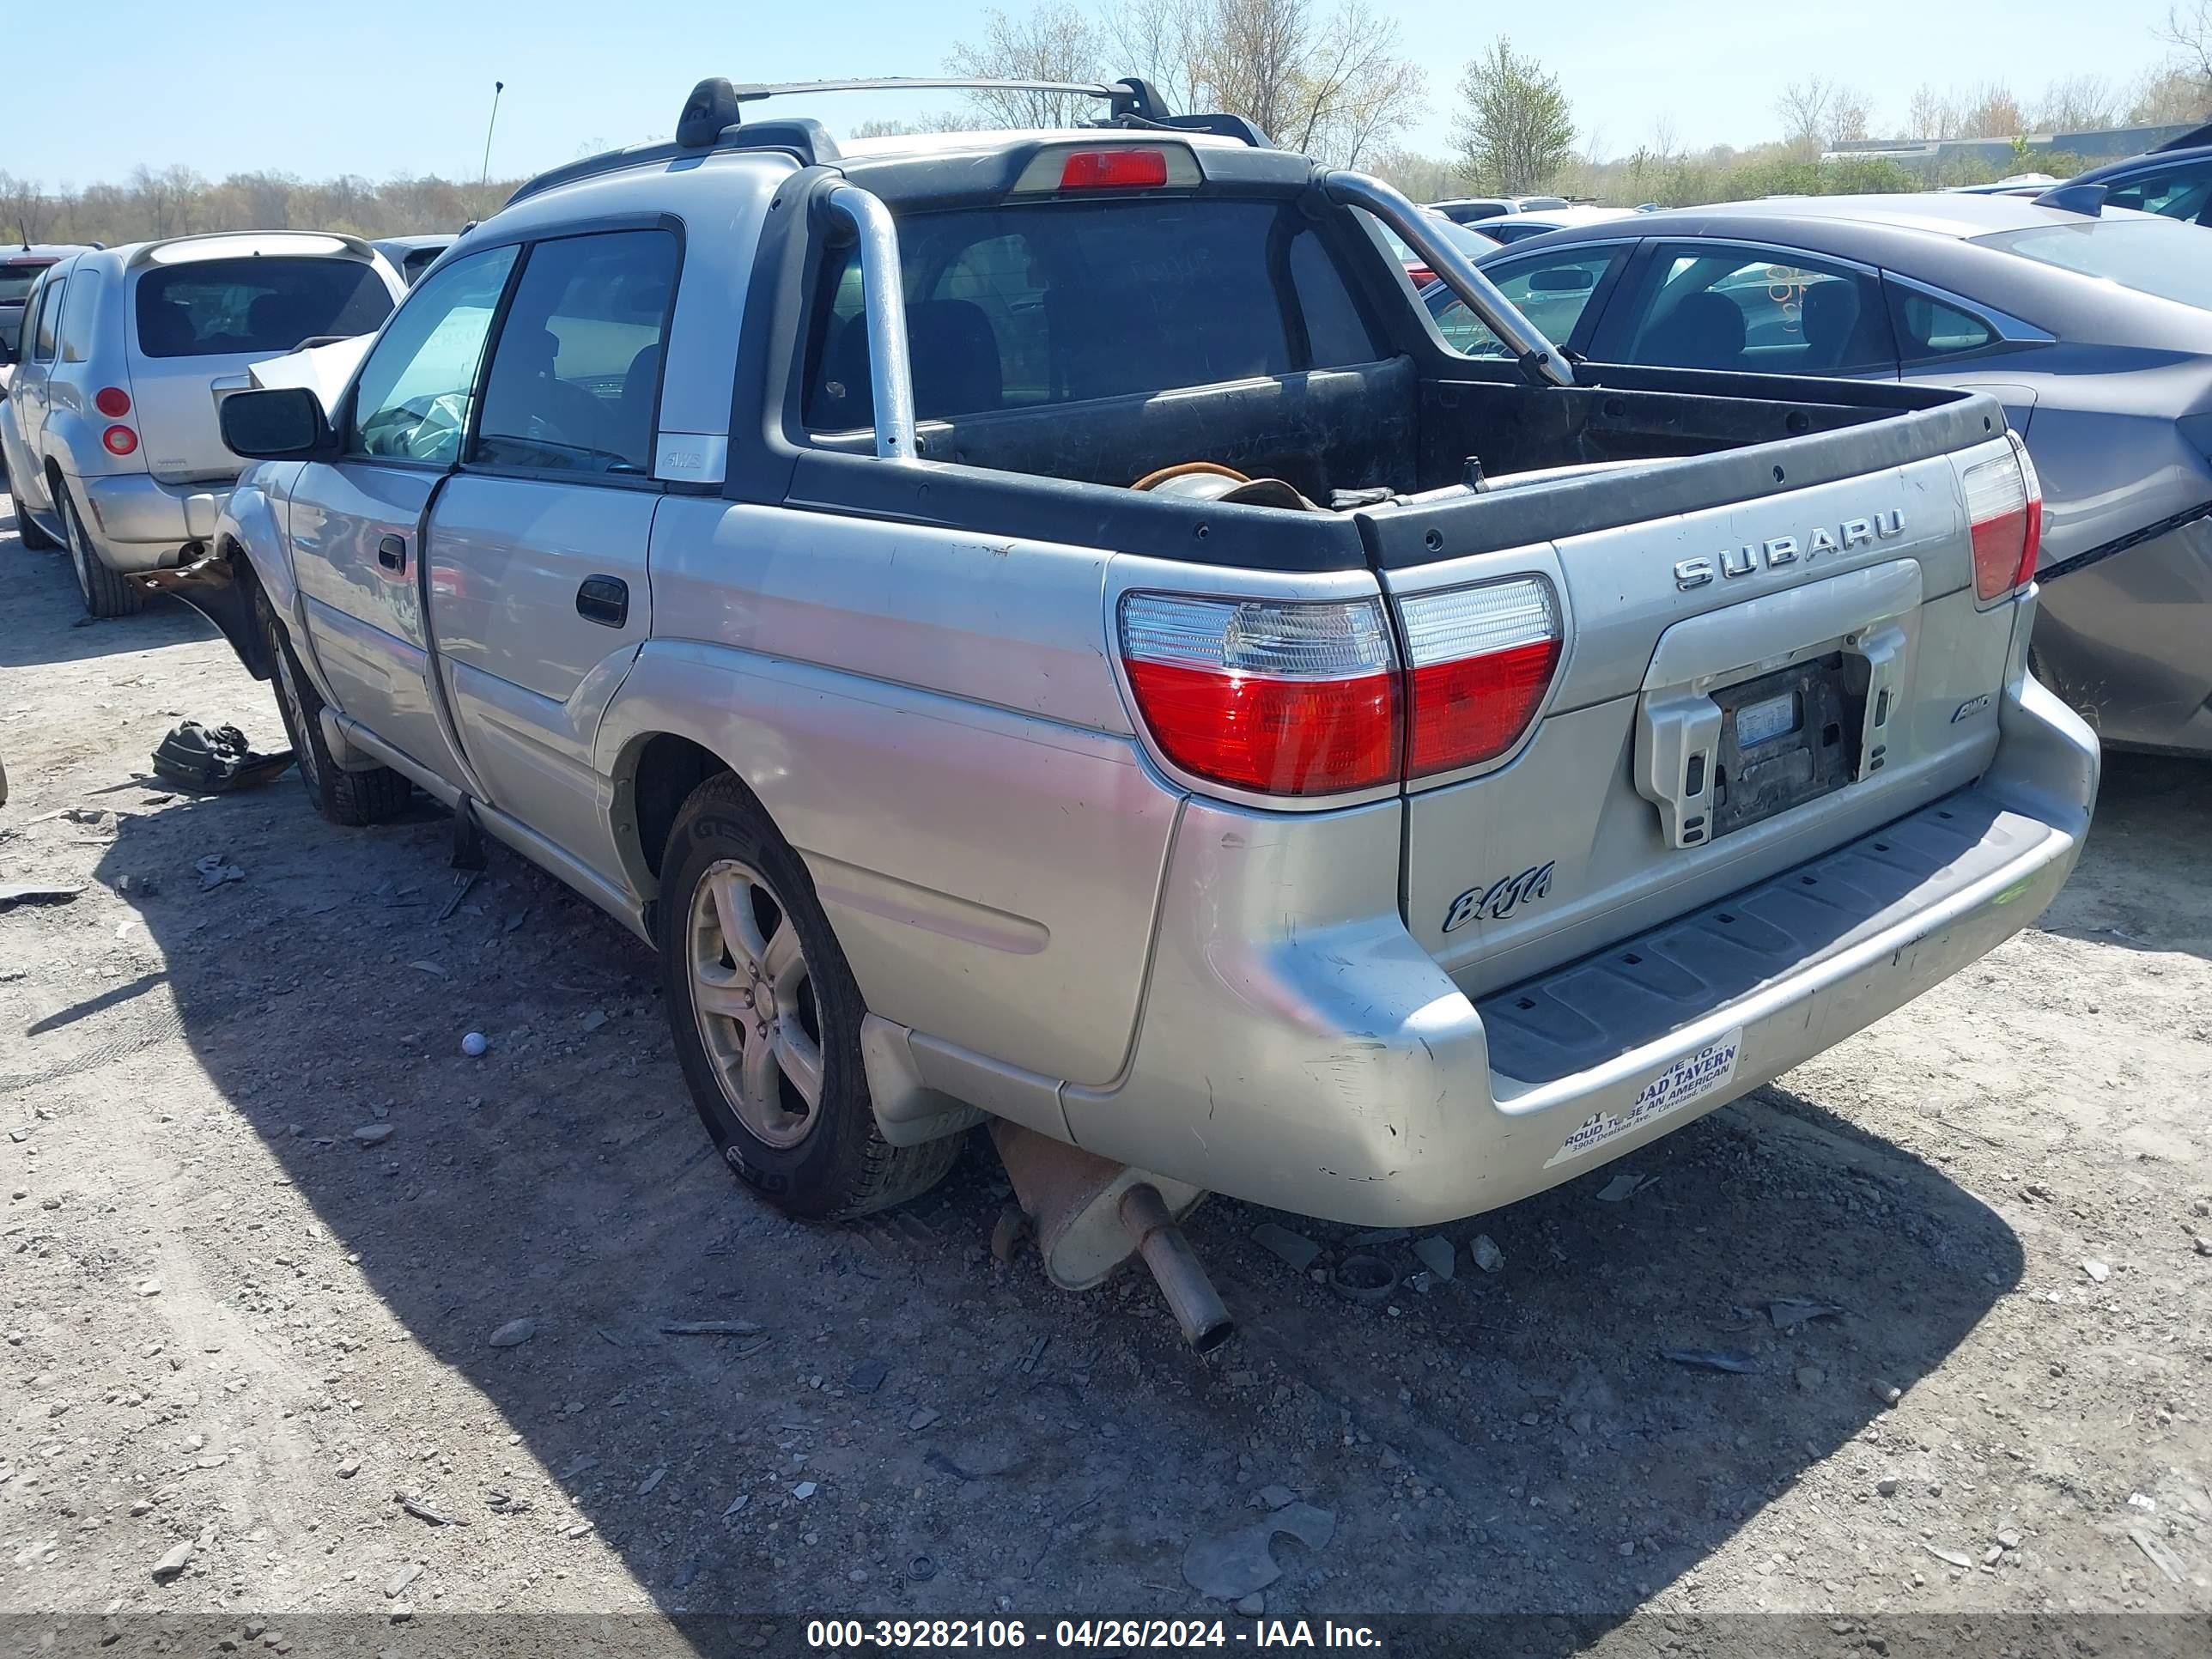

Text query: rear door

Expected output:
[289,244,517,787]
[427,227,676,866]
[125,246,394,482]
[1588,240,1899,379]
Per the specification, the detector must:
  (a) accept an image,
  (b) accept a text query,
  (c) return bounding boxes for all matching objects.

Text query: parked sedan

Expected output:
[1431,195,2212,755]
[1482,205,1644,244]
[2063,121,2212,228]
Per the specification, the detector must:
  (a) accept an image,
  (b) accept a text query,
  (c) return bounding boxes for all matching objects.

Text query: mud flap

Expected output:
[136,552,274,682]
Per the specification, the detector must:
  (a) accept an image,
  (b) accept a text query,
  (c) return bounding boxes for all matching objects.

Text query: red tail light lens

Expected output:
[101,424,139,457]
[94,386,132,418]
[1964,434,2043,601]
[1060,149,1170,191]
[1398,577,1562,775]
[1119,594,1400,794]
[1406,264,1437,287]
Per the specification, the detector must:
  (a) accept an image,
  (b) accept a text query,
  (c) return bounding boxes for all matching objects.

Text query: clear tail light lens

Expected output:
[1399,576,1562,775]
[101,424,139,457]
[1119,593,1400,795]
[1964,434,2043,602]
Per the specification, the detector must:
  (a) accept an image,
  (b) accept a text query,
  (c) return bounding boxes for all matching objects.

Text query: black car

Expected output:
[2065,120,2212,227]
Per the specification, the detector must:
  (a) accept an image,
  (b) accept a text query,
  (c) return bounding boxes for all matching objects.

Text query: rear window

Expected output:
[803,199,1383,428]
[1971,218,2212,312]
[134,257,394,359]
[0,264,50,306]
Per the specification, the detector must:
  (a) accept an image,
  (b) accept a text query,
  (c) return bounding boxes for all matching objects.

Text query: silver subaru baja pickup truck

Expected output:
[166,75,2095,1343]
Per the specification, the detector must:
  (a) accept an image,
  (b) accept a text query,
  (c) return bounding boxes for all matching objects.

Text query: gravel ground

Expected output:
[2,502,2208,1647]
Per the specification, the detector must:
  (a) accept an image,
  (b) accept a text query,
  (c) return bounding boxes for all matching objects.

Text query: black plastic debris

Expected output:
[150,721,295,794]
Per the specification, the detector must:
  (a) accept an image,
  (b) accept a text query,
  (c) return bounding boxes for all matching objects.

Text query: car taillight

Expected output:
[1060,148,1170,191]
[101,424,138,457]
[1118,593,1400,795]
[1407,264,1437,287]
[1399,576,1562,775]
[1964,433,2042,601]
[94,386,131,418]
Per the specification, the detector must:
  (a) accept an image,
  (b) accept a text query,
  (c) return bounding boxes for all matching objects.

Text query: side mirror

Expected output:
[221,386,336,462]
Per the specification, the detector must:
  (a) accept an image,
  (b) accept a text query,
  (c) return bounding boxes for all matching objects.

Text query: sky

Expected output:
[6,0,2194,188]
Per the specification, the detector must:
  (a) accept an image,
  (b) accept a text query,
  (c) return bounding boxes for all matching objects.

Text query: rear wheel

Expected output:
[256,588,412,826]
[659,773,961,1220]
[59,486,145,617]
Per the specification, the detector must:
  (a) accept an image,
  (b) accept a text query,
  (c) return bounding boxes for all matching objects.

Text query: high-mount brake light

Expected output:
[1060,149,1170,191]
[1398,577,1562,775]
[1118,593,1399,795]
[1964,433,2043,602]
[94,386,132,419]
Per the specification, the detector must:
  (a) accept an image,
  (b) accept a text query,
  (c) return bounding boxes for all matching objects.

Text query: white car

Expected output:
[0,232,400,616]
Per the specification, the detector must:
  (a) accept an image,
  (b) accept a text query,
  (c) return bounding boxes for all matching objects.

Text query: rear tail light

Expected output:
[101,424,138,457]
[1059,149,1170,191]
[1399,577,1563,775]
[1964,433,2043,601]
[1406,264,1437,287]
[1118,594,1399,794]
[1117,575,1565,798]
[94,386,131,418]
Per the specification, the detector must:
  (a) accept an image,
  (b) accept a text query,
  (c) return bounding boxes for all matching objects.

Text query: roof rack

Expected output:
[511,74,1269,207]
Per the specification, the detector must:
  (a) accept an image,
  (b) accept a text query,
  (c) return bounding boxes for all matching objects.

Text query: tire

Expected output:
[255,587,413,827]
[659,772,961,1220]
[59,485,146,617]
[5,458,58,550]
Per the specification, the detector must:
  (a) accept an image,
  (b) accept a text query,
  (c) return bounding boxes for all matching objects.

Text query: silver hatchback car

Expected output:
[0,232,399,616]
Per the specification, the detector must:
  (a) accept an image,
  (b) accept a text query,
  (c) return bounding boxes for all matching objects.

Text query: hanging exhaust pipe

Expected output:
[988,1120,1234,1351]
[1119,1182,1235,1353]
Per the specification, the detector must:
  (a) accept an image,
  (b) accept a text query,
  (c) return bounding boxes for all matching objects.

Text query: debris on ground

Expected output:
[1252,1485,1297,1511]
[460,1031,489,1057]
[1182,1502,1336,1601]
[149,1540,193,1583]
[1251,1223,1321,1273]
[848,1358,890,1394]
[2129,1529,2185,1584]
[1329,1254,1398,1306]
[1594,1173,1646,1203]
[384,1562,424,1598]
[1661,1347,1762,1375]
[1469,1235,1504,1273]
[395,1490,465,1527]
[1411,1236,1456,1281]
[487,1318,537,1349]
[1767,1297,1848,1331]
[192,854,246,890]
[2082,1259,2112,1283]
[0,881,82,910]
[1923,1542,1974,1571]
[352,1124,394,1148]
[150,720,295,794]
[659,1319,763,1337]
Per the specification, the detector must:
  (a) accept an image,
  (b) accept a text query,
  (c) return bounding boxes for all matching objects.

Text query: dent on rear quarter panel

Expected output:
[603,497,1178,1088]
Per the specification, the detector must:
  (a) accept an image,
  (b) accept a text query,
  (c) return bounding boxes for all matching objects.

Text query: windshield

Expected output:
[1971,218,2212,312]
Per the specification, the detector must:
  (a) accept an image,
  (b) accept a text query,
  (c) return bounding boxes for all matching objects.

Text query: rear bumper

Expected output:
[76,471,228,568]
[1060,674,2097,1227]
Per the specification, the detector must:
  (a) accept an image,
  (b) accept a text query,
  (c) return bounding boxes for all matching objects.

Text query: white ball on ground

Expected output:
[461,1031,488,1057]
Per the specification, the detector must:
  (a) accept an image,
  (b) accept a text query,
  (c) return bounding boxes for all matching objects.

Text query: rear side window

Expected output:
[1887,287,1995,362]
[32,277,67,362]
[472,228,678,475]
[58,266,101,363]
[134,257,393,359]
[804,200,1383,428]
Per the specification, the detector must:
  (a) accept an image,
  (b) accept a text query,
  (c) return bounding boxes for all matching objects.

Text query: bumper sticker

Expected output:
[1541,1027,1744,1170]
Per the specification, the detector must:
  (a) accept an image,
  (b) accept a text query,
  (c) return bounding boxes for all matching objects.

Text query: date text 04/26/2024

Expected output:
[805,1619,1385,1650]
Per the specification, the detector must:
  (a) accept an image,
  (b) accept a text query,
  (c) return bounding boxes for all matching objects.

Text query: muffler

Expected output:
[990,1121,1233,1352]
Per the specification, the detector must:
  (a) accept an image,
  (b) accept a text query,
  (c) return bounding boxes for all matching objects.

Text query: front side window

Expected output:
[472,229,678,475]
[1625,246,1893,375]
[135,257,393,359]
[32,276,67,362]
[349,245,519,463]
[1429,249,1625,357]
[804,199,1382,429]
[2100,164,2212,225]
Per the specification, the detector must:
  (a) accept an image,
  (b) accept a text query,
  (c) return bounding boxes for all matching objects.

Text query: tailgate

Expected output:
[1386,436,2033,1000]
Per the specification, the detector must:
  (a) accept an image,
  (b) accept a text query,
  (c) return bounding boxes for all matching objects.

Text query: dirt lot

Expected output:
[2,503,2209,1649]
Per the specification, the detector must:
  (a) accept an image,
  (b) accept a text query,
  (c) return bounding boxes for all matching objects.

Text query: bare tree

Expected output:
[1274,0,1425,165]
[945,4,1106,128]
[2036,74,2118,132]
[1774,76,1836,155]
[1907,84,1959,139]
[1452,37,1575,194]
[1958,82,2027,138]
[2129,63,2212,123]
[0,173,47,246]
[2158,2,2212,107]
[1826,86,1873,146]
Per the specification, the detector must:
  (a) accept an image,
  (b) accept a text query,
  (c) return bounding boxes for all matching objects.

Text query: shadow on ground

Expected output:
[6,532,2034,1637]
[2037,751,2212,963]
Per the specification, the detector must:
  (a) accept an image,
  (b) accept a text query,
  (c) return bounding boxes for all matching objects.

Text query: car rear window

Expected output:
[134,257,394,359]
[803,199,1383,428]
[1971,218,2212,312]
[0,264,50,305]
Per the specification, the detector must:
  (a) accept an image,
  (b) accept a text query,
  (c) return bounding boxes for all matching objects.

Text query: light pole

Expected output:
[480,81,506,189]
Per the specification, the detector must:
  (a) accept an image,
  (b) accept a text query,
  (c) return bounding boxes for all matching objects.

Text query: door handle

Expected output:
[576,575,629,629]
[378,534,407,573]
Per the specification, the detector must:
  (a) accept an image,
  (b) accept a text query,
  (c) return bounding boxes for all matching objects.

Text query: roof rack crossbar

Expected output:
[728,76,1142,106]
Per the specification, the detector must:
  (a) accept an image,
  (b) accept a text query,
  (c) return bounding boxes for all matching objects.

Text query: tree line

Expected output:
[4,0,2209,247]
